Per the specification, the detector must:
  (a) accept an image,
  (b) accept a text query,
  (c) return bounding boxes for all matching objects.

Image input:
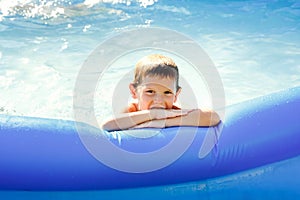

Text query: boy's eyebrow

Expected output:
[142,83,176,91]
[143,87,174,92]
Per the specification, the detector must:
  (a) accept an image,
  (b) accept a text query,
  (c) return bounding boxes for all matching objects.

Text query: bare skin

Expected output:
[101,76,220,131]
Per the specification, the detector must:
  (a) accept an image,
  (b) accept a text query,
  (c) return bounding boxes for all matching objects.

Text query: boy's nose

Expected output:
[154,94,163,103]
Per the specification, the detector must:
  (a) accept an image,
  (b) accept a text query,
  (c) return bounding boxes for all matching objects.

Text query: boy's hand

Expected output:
[150,109,193,120]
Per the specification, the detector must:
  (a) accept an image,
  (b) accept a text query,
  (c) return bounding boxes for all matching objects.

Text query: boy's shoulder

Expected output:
[172,105,181,110]
[125,103,138,113]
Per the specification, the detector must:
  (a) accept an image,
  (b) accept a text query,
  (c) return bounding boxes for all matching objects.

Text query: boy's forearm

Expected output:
[101,110,153,131]
[165,109,220,127]
[102,109,220,131]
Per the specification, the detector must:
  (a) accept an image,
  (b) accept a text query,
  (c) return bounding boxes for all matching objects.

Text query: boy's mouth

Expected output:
[150,105,165,109]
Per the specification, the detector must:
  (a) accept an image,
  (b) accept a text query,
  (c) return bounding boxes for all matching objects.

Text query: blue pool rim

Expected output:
[0,86,300,194]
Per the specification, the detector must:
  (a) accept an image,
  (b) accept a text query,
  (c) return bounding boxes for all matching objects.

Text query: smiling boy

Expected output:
[101,54,220,131]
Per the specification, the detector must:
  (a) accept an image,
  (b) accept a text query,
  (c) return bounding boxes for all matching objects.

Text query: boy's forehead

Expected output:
[141,76,177,90]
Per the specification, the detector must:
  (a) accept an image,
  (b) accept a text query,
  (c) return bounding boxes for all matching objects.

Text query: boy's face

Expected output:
[130,76,181,110]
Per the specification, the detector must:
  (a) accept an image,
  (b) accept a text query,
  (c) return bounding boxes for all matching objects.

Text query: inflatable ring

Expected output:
[0,87,300,196]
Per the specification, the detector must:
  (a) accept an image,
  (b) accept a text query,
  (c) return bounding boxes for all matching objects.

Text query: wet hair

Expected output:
[132,54,180,91]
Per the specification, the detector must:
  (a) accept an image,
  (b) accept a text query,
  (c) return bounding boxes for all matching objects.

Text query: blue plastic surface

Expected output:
[0,87,300,192]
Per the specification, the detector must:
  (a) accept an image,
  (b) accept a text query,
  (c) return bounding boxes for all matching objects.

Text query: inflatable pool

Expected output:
[1,86,300,199]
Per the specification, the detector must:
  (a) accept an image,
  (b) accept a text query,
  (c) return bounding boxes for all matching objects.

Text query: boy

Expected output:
[101,54,220,131]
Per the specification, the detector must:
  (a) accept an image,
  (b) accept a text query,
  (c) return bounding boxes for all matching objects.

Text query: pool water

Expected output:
[1,0,299,120]
[1,1,300,199]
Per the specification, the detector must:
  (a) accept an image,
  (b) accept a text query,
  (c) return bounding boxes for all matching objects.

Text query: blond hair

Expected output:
[132,54,180,91]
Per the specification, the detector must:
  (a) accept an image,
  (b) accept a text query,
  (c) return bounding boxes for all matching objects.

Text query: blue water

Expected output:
[1,0,300,199]
[1,0,300,120]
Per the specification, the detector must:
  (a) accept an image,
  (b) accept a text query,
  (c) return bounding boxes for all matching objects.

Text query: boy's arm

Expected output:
[132,109,220,129]
[165,109,220,127]
[101,110,153,131]
[101,109,191,131]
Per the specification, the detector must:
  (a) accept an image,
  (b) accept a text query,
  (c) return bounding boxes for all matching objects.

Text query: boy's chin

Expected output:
[149,107,166,110]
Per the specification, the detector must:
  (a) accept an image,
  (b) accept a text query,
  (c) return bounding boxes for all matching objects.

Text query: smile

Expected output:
[150,106,165,109]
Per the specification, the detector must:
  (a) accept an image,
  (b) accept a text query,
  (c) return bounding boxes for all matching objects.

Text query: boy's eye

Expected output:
[164,91,173,95]
[145,90,155,94]
[144,89,173,96]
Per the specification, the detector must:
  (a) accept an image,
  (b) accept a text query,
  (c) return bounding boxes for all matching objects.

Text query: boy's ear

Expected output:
[129,83,138,99]
[174,87,181,103]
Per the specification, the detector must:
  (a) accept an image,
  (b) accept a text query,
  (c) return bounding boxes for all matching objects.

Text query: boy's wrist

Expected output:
[148,109,167,120]
[148,109,157,120]
[137,109,156,122]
